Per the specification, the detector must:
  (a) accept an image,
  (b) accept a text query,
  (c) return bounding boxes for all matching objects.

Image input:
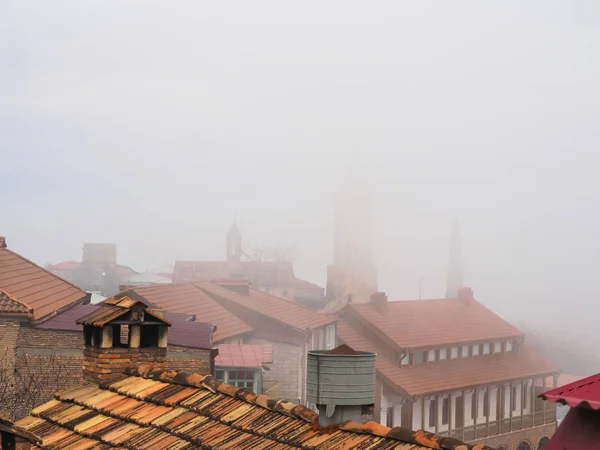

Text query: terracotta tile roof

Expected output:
[14,365,494,449]
[216,344,273,368]
[0,289,32,317]
[76,296,172,327]
[127,283,253,342]
[338,319,557,397]
[49,260,81,270]
[345,298,523,349]
[197,282,336,330]
[541,372,600,409]
[0,247,89,322]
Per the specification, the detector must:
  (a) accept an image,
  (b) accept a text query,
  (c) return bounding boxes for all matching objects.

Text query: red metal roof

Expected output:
[0,248,89,322]
[338,319,557,396]
[215,344,273,368]
[541,372,600,409]
[197,281,336,330]
[130,283,253,342]
[343,297,523,349]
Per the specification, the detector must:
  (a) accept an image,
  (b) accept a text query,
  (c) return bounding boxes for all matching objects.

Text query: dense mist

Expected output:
[2,1,600,334]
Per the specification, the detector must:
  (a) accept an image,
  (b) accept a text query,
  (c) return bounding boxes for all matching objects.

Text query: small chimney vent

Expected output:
[0,237,6,249]
[307,345,376,426]
[370,292,388,312]
[457,286,474,304]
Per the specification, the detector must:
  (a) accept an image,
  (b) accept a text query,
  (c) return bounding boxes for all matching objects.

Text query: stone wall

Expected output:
[248,337,303,403]
[0,320,21,418]
[166,345,212,374]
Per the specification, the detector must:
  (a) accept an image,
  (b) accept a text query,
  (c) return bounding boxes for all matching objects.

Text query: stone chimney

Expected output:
[0,237,6,249]
[77,296,170,384]
[457,286,474,305]
[370,292,388,313]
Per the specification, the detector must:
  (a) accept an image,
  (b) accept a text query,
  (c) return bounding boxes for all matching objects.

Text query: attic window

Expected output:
[493,342,502,354]
[140,326,159,348]
[483,343,491,355]
[111,324,129,348]
[506,341,514,352]
[439,349,448,360]
[400,355,410,366]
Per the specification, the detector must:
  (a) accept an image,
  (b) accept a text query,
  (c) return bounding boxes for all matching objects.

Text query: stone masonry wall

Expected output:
[248,337,302,403]
[470,423,555,450]
[0,320,20,418]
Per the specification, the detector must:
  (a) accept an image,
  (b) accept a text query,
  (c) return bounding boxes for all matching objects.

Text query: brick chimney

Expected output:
[77,296,170,384]
[370,292,388,313]
[457,287,474,305]
[0,237,6,249]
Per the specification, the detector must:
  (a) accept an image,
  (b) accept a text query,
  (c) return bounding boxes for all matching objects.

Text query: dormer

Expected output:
[77,296,171,383]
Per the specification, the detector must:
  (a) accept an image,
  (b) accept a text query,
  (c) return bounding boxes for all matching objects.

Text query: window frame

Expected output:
[427,350,436,362]
[472,344,480,356]
[439,349,448,360]
[493,342,502,354]
[450,347,459,359]
[482,343,491,355]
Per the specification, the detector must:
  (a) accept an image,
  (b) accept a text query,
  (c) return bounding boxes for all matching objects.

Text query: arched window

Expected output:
[516,442,532,450]
[537,436,550,450]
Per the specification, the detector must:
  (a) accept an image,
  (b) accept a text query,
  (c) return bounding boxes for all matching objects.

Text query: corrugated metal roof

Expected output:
[216,344,273,368]
[14,365,495,449]
[0,247,89,322]
[541,372,600,409]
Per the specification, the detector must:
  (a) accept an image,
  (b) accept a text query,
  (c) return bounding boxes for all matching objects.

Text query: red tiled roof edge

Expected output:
[0,289,33,317]
[540,372,600,409]
[126,365,495,450]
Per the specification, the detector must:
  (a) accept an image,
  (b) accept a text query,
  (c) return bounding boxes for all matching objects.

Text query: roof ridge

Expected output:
[127,365,495,450]
[1,247,88,297]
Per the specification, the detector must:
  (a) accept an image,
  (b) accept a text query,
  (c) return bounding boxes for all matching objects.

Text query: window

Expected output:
[226,370,255,392]
[511,385,518,411]
[483,391,489,417]
[450,347,459,359]
[140,326,159,348]
[325,324,336,350]
[471,392,477,419]
[428,350,436,362]
[429,399,437,427]
[461,346,469,357]
[442,397,449,425]
[506,341,514,352]
[482,343,491,355]
[215,370,225,381]
[472,345,480,356]
[386,407,394,428]
[400,355,410,366]
[524,384,531,410]
[494,342,502,353]
[415,352,425,364]
[439,349,448,360]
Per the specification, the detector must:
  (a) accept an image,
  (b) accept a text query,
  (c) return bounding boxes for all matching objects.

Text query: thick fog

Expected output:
[2,1,600,332]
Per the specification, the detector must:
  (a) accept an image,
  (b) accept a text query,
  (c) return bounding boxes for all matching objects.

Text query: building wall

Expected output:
[470,423,555,450]
[247,337,304,403]
[166,345,212,374]
[0,320,21,418]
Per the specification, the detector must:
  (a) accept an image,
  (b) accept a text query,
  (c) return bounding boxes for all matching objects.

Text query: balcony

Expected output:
[441,410,557,441]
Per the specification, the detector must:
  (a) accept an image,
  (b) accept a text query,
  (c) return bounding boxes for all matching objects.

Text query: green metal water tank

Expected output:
[307,348,376,406]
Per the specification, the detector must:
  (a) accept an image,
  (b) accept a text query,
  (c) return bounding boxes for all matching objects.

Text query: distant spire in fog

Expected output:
[445,217,464,299]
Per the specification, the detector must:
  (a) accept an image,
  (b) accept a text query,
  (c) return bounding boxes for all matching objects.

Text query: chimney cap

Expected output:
[0,236,6,249]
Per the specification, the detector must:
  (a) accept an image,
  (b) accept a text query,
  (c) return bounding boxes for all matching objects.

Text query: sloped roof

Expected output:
[197,281,336,330]
[128,283,253,342]
[541,372,600,409]
[49,260,81,270]
[14,365,493,450]
[0,247,89,322]
[344,297,523,349]
[337,319,557,396]
[35,304,214,350]
[216,344,273,368]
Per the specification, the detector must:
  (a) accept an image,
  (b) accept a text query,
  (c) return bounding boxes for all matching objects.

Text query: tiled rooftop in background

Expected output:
[14,365,494,450]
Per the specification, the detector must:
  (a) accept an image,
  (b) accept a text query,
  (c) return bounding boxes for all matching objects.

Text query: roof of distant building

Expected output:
[124,271,172,285]
[0,245,89,322]
[48,260,81,270]
[342,295,523,350]
[215,344,273,368]
[541,372,600,409]
[13,365,493,449]
[338,317,557,397]
[35,304,214,350]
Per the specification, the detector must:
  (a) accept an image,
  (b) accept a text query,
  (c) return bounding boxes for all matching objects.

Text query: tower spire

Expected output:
[445,217,464,298]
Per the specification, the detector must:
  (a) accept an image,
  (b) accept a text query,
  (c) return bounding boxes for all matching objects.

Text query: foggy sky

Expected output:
[2,1,600,330]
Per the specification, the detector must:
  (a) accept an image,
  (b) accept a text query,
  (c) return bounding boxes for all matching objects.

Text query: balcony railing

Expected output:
[439,410,556,441]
